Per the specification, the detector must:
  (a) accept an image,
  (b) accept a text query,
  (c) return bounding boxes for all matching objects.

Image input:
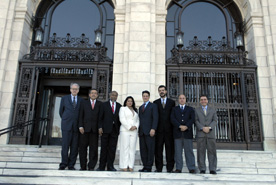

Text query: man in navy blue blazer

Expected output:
[59,83,83,170]
[138,90,158,172]
[171,94,196,173]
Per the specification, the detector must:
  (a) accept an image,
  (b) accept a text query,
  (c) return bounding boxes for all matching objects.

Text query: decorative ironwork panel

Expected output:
[167,38,255,66]
[13,104,28,136]
[97,70,108,100]
[12,67,36,138]
[22,34,112,63]
[168,71,180,99]
[18,68,33,98]
[244,73,261,142]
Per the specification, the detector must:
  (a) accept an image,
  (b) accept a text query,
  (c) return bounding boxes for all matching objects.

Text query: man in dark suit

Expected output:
[97,91,121,171]
[59,83,83,170]
[138,90,158,172]
[195,95,218,174]
[153,85,175,172]
[78,89,102,171]
[171,94,196,173]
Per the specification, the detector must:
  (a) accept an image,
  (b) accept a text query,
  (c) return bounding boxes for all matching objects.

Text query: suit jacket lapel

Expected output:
[199,107,205,116]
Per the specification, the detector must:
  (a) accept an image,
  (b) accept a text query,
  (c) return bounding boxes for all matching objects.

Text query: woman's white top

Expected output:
[119,107,139,132]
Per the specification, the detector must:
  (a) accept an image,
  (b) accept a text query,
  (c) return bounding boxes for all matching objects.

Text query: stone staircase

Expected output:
[0,144,276,185]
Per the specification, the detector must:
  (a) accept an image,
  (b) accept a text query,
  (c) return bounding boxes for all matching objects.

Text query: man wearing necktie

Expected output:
[138,90,158,172]
[97,91,121,171]
[153,85,175,172]
[195,95,218,174]
[170,94,196,173]
[59,83,83,170]
[78,89,102,170]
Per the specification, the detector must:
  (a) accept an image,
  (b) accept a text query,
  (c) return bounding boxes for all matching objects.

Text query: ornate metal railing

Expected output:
[167,36,254,66]
[167,38,263,149]
[22,33,111,62]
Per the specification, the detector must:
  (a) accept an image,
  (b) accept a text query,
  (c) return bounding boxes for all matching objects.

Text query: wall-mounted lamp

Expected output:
[235,32,244,48]
[94,27,102,47]
[176,30,184,49]
[34,27,44,44]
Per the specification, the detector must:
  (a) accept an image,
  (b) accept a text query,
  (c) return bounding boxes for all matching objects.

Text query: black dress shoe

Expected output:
[88,168,94,171]
[68,167,76,170]
[139,168,151,172]
[167,170,173,173]
[79,168,87,171]
[154,169,162,172]
[107,167,117,171]
[139,168,145,172]
[189,169,196,174]
[96,167,104,171]
[200,170,205,174]
[210,171,217,174]
[58,166,66,170]
[173,169,181,173]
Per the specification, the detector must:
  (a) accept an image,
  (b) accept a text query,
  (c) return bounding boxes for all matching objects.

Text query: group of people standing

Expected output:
[58,83,218,174]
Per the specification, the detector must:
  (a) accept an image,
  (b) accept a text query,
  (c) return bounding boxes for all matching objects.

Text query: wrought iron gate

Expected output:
[167,38,263,150]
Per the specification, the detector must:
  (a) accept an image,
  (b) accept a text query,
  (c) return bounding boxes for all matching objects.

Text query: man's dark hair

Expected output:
[89,88,98,94]
[158,85,167,91]
[200,95,208,100]
[142,90,150,96]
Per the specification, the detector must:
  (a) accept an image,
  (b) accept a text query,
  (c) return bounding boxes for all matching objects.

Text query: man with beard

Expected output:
[153,85,175,172]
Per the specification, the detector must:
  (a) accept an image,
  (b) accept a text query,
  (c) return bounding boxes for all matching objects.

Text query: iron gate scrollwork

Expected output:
[167,38,263,150]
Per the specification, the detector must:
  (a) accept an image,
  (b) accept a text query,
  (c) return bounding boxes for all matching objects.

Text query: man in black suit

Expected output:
[154,85,175,172]
[97,91,121,171]
[171,94,196,173]
[78,89,102,171]
[59,83,83,170]
[138,90,158,172]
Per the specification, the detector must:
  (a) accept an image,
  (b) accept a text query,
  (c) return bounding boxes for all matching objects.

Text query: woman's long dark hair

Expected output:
[123,96,138,113]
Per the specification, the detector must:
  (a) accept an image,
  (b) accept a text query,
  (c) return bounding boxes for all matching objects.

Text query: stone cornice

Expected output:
[114,7,126,23]
[156,10,167,23]
[244,13,263,33]
[14,7,33,27]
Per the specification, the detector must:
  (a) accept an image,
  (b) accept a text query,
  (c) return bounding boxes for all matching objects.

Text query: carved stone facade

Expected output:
[0,0,276,150]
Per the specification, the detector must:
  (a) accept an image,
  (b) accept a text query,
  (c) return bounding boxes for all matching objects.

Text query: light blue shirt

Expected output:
[202,105,208,112]
[161,97,167,105]
[71,94,77,104]
[143,101,150,108]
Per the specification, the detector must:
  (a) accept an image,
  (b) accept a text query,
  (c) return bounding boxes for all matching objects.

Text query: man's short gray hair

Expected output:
[70,83,80,89]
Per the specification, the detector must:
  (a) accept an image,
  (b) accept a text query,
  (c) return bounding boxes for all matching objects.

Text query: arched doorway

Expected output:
[9,0,115,145]
[166,0,263,150]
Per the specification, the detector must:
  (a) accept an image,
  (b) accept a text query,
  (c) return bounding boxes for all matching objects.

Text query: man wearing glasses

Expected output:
[59,83,83,170]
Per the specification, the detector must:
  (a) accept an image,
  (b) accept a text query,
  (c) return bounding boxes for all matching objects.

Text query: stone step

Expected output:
[1,176,274,185]
[0,145,276,185]
[1,169,275,183]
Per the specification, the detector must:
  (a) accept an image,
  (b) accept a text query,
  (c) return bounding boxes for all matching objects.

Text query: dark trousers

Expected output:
[155,131,175,171]
[79,131,98,170]
[139,134,155,170]
[99,125,118,170]
[60,130,79,168]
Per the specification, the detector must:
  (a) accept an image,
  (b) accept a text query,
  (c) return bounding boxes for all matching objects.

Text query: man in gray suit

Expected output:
[195,95,218,174]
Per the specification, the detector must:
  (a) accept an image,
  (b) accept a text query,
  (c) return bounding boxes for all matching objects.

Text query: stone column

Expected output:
[113,0,166,105]
[243,0,276,150]
[0,0,33,144]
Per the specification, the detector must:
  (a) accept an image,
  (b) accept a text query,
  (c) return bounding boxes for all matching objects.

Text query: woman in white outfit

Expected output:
[119,96,139,172]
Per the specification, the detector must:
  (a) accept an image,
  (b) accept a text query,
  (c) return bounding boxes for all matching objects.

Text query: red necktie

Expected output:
[91,100,94,110]
[142,103,145,112]
[112,102,115,113]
